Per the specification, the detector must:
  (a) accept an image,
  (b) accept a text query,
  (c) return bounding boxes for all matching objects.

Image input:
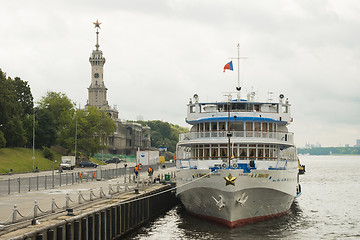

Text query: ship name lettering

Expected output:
[250,173,270,178]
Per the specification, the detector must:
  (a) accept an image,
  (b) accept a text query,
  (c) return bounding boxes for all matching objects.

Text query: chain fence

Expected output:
[0,162,175,195]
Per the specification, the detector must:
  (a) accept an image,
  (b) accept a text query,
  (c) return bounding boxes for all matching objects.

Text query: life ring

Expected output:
[138,163,143,170]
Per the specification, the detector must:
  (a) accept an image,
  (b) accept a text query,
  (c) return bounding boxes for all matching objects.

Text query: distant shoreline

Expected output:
[298,147,360,156]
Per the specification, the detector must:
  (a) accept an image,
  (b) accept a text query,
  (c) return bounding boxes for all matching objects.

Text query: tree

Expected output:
[34,108,56,148]
[135,120,188,153]
[0,69,33,147]
[60,107,116,159]
[37,91,75,146]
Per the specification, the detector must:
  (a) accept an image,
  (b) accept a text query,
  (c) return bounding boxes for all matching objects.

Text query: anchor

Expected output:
[236,192,248,206]
[212,195,225,210]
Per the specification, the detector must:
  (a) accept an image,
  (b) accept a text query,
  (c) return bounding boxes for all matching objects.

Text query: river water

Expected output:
[125,155,360,239]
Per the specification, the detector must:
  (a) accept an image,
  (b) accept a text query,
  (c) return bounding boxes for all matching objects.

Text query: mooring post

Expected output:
[12,204,17,223]
[78,191,82,204]
[51,197,56,213]
[116,182,120,193]
[90,188,94,201]
[34,200,38,218]
[99,187,104,198]
[65,193,70,209]
[108,184,112,195]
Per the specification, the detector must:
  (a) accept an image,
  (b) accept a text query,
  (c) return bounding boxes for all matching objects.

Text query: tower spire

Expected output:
[93,19,102,51]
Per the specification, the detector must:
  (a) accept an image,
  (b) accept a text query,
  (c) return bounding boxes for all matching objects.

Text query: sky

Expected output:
[1,0,360,148]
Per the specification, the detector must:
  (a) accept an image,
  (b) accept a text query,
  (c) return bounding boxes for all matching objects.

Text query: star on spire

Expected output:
[93,19,102,29]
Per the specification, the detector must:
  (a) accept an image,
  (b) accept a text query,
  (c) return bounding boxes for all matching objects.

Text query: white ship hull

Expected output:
[176,168,298,228]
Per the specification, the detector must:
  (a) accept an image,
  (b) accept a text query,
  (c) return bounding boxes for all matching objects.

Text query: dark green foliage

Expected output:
[0,69,33,147]
[42,147,54,160]
[35,108,57,148]
[134,120,188,153]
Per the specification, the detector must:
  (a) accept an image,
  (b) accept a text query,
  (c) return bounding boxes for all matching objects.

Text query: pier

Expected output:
[0,164,177,240]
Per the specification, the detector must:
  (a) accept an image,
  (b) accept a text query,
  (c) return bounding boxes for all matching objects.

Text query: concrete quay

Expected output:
[0,165,177,240]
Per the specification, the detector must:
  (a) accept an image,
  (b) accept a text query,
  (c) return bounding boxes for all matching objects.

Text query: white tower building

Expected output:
[86,19,109,110]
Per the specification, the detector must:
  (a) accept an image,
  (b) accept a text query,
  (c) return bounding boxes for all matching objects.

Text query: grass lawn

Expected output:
[0,148,61,174]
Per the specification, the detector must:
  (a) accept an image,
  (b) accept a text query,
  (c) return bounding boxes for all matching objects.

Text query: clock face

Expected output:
[94,73,99,78]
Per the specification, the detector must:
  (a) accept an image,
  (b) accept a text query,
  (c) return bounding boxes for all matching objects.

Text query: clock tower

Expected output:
[86,19,109,110]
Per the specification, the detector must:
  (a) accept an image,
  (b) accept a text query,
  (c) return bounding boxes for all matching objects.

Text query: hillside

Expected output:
[0,148,61,174]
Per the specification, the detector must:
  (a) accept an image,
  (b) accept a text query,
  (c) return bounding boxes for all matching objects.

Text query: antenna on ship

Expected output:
[229,44,248,101]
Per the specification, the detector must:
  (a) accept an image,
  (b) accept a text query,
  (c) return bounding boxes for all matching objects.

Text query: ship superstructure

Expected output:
[176,92,300,227]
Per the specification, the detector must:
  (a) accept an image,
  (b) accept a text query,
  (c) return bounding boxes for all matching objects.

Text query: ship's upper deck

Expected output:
[186,93,292,125]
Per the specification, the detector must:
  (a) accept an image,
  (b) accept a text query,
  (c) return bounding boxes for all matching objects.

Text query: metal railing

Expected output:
[0,162,176,195]
[179,130,294,144]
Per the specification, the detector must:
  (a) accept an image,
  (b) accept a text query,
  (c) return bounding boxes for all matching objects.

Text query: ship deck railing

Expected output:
[176,157,293,170]
[179,130,294,144]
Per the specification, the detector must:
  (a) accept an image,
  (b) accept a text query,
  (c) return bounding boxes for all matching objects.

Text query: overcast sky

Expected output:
[1,0,360,147]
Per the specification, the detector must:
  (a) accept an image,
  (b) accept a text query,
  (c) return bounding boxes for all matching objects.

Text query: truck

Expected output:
[60,156,76,170]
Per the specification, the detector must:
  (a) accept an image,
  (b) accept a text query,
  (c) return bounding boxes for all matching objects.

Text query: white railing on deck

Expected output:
[179,131,294,144]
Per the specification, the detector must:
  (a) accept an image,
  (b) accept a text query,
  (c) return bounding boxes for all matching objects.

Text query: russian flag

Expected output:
[223,61,233,72]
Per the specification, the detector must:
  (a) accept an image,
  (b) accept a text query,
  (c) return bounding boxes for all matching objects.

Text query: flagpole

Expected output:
[237,43,240,92]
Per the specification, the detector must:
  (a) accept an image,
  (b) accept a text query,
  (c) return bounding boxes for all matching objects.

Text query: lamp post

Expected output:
[75,114,78,162]
[32,109,35,172]
[52,160,57,188]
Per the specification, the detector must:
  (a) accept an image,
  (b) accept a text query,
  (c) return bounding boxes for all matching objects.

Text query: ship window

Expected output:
[205,123,210,131]
[249,148,256,159]
[254,104,260,111]
[211,147,218,158]
[211,122,217,131]
[230,122,244,131]
[239,148,247,160]
[219,122,225,131]
[190,105,195,113]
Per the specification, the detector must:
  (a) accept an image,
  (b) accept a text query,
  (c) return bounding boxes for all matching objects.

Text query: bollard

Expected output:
[136,179,139,188]
[99,187,104,198]
[12,204,17,223]
[90,188,94,201]
[116,182,120,193]
[34,200,38,218]
[142,179,145,188]
[108,184,112,195]
[51,197,56,213]
[78,191,82,204]
[18,177,20,193]
[65,193,70,209]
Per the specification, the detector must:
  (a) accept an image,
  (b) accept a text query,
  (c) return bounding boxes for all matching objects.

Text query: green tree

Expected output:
[62,107,116,159]
[37,91,75,146]
[35,108,56,148]
[134,120,188,153]
[0,69,33,147]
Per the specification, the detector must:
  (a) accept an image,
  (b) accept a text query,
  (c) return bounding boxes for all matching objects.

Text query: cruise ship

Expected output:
[175,49,301,228]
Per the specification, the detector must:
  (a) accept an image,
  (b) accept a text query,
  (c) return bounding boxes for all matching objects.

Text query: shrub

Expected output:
[42,147,54,160]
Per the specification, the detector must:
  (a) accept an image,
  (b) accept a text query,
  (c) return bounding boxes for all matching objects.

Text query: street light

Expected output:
[52,160,57,188]
[32,109,35,172]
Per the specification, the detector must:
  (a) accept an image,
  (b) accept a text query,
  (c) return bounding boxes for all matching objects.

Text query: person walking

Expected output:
[134,165,139,178]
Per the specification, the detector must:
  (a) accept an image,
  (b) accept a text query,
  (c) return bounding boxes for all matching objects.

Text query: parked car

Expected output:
[105,158,123,164]
[79,161,98,168]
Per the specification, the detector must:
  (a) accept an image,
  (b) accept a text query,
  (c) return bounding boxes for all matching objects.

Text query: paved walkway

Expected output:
[0,165,175,224]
